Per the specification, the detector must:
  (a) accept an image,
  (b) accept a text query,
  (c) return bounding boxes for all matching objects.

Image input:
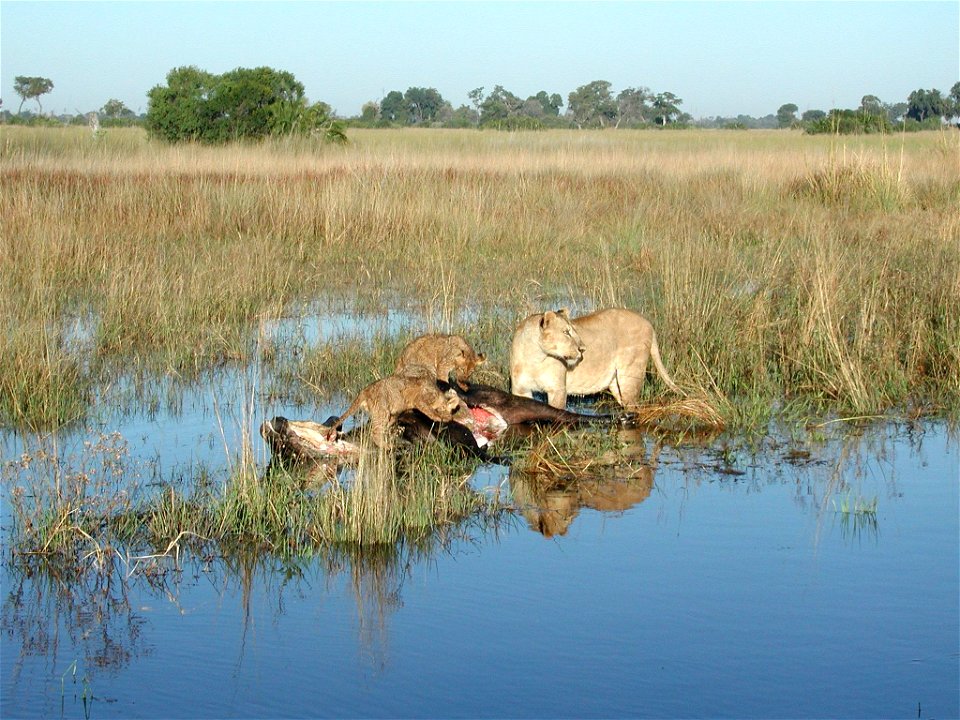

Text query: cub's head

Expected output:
[537,309,584,368]
[447,336,486,382]
[418,385,462,423]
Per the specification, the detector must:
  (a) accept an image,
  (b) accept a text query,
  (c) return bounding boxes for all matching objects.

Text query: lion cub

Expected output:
[395,334,485,389]
[330,364,462,448]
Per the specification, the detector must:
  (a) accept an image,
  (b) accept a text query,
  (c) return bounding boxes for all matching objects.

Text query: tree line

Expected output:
[360,81,690,129]
[3,68,959,141]
[770,87,960,134]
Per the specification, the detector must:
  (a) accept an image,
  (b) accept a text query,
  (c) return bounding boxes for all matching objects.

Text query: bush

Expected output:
[805,109,893,135]
[479,115,545,131]
[898,117,948,132]
[146,65,345,144]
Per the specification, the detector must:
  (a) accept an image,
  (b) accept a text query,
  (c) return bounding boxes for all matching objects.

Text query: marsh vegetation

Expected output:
[1,125,957,567]
[3,126,956,427]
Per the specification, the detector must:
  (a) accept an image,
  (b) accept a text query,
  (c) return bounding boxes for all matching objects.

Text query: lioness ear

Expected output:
[477,352,486,364]
[541,311,556,327]
[558,307,570,319]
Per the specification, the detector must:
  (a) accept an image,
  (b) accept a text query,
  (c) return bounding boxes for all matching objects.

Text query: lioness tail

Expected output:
[650,332,683,395]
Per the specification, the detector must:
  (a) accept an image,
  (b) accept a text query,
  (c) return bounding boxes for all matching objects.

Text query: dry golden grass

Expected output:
[1,125,958,429]
[629,397,727,433]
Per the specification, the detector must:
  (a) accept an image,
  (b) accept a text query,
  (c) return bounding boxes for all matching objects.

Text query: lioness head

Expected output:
[538,309,585,368]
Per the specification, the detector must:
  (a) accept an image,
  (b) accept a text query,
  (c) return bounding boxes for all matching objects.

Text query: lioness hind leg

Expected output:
[611,367,646,408]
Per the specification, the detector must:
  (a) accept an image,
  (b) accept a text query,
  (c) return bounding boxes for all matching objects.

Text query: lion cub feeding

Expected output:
[395,334,485,389]
[509,307,680,409]
[330,365,462,448]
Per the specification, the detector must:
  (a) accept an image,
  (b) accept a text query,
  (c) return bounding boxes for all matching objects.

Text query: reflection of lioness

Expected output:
[511,469,655,538]
[510,308,680,409]
[331,365,461,448]
[395,334,485,388]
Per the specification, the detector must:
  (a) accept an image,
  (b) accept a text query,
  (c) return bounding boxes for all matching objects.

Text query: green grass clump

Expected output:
[0,343,89,430]
[835,493,879,516]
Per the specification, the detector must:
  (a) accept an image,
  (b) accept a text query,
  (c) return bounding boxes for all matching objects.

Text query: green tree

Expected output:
[208,66,305,140]
[308,102,347,142]
[949,81,960,121]
[380,90,409,124]
[805,108,891,135]
[906,88,948,122]
[567,80,617,128]
[651,91,683,126]
[359,101,379,125]
[146,65,341,143]
[100,98,134,119]
[885,102,909,123]
[467,87,485,126]
[776,103,799,128]
[616,87,651,127]
[529,90,562,117]
[146,66,217,142]
[859,95,883,116]
[13,75,54,114]
[268,98,345,141]
[404,87,445,124]
[801,109,826,123]
[521,98,544,118]
[480,85,522,125]
[445,105,478,128]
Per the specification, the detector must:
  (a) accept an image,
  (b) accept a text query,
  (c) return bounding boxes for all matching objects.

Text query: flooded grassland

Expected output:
[1,127,958,718]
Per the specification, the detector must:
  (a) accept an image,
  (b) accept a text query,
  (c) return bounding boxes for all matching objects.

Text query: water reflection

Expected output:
[0,522,503,710]
[837,505,881,544]
[509,427,658,537]
[510,469,654,537]
[224,544,415,670]
[1,556,150,717]
[2,421,956,718]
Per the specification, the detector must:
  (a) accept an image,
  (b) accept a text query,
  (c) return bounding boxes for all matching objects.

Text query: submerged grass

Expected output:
[1,125,957,430]
[3,426,504,568]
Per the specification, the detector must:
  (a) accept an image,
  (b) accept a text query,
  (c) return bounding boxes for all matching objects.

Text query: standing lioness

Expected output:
[510,308,680,409]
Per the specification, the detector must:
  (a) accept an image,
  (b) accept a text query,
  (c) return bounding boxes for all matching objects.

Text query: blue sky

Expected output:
[2,1,957,119]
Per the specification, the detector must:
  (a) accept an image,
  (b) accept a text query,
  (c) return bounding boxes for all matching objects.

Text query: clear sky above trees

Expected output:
[2,1,957,120]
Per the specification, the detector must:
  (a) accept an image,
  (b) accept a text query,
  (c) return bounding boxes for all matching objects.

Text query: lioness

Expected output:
[509,308,680,409]
[330,364,462,448]
[395,334,485,388]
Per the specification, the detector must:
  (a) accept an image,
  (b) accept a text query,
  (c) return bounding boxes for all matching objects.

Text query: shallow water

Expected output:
[1,369,958,718]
